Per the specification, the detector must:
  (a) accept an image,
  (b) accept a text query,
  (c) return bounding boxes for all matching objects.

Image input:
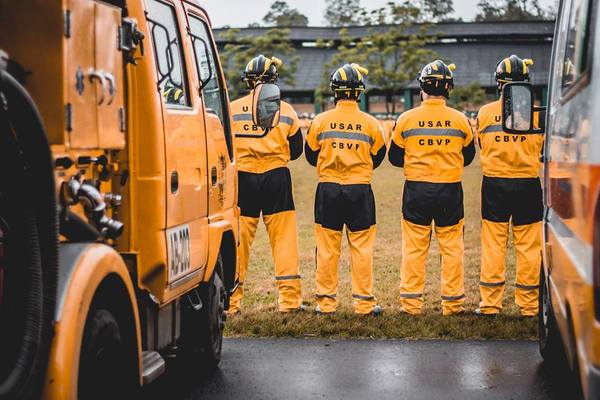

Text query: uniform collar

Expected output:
[422,99,446,106]
[336,100,360,108]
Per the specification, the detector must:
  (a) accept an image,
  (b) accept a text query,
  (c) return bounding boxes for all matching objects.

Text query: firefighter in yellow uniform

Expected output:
[389,60,475,316]
[305,63,386,315]
[228,55,304,313]
[476,55,542,317]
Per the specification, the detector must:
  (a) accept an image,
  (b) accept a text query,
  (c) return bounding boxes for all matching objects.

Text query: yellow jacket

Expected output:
[389,99,475,183]
[477,100,543,178]
[231,93,302,174]
[305,100,386,184]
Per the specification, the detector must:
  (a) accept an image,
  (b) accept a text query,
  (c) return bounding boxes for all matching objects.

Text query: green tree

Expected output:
[262,1,309,27]
[220,28,299,99]
[419,0,456,22]
[447,81,486,111]
[324,0,364,26]
[364,0,456,24]
[317,2,437,113]
[475,0,552,21]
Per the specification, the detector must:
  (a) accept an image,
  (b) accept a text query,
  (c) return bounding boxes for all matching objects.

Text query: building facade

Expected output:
[215,21,554,115]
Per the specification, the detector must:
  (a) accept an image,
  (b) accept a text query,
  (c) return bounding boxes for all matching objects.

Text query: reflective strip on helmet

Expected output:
[355,68,362,81]
[317,131,374,145]
[516,283,538,291]
[481,125,503,133]
[233,114,253,121]
[275,274,301,281]
[316,293,337,299]
[441,294,465,301]
[338,67,347,81]
[504,58,512,74]
[400,292,422,299]
[352,294,375,301]
[479,280,505,287]
[402,128,466,139]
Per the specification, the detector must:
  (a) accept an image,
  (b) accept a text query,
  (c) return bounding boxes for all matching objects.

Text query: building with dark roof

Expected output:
[215,21,554,114]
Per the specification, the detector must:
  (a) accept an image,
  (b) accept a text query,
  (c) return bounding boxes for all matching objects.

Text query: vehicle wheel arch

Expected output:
[563,301,579,372]
[86,273,140,378]
[44,243,142,398]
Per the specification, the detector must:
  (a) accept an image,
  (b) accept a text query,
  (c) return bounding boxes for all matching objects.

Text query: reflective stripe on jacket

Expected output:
[231,93,300,174]
[477,100,543,178]
[306,101,386,184]
[391,99,474,183]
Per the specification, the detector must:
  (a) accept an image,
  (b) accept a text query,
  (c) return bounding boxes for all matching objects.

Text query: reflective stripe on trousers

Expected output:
[400,219,465,315]
[314,224,377,314]
[229,211,302,313]
[479,219,541,316]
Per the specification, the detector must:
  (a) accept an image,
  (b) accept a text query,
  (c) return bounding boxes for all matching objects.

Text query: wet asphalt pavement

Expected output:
[149,338,576,400]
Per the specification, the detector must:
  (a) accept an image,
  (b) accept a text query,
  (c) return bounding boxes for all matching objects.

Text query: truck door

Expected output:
[184,7,236,216]
[144,0,209,291]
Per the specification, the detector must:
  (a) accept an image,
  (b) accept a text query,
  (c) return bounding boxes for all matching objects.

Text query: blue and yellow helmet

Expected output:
[417,60,456,99]
[495,55,534,88]
[243,54,282,89]
[330,63,369,100]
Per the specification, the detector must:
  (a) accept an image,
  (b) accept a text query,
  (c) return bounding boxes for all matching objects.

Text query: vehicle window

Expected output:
[562,0,592,92]
[188,15,234,160]
[145,0,190,107]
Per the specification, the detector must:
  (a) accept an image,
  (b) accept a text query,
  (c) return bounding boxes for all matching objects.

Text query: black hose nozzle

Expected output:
[65,178,124,240]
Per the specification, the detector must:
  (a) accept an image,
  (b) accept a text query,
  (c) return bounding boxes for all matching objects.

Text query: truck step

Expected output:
[141,350,166,385]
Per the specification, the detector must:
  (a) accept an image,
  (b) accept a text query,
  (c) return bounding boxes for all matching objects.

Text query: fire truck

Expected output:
[0,0,278,397]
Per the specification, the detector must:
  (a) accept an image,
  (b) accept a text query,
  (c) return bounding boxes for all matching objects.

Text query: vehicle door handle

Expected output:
[104,72,117,105]
[88,69,107,105]
[211,167,218,187]
[170,171,179,194]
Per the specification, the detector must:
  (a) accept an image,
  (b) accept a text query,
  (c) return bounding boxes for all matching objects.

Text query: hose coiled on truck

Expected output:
[0,69,58,399]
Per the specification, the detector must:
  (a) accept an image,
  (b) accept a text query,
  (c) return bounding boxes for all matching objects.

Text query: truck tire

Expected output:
[0,69,58,400]
[198,256,226,369]
[78,308,134,400]
[539,264,567,367]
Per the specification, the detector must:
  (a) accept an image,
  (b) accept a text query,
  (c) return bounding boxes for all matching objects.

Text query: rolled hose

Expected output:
[0,70,58,398]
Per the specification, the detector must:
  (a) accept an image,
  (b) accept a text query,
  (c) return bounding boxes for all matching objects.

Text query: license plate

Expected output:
[167,225,191,283]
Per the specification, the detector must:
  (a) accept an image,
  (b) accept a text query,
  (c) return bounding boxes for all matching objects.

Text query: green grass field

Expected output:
[224,157,538,340]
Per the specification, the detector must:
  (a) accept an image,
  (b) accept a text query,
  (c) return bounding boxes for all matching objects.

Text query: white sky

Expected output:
[201,0,553,28]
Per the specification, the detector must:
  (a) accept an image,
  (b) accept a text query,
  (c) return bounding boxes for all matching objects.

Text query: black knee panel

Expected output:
[315,182,376,232]
[239,167,295,218]
[402,181,464,227]
[481,176,542,225]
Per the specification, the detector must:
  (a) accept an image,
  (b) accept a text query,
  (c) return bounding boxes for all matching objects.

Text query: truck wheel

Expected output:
[539,264,567,367]
[198,256,226,369]
[78,308,133,399]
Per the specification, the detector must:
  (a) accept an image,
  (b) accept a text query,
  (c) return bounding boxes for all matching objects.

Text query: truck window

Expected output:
[145,0,190,107]
[188,15,234,160]
[562,0,592,92]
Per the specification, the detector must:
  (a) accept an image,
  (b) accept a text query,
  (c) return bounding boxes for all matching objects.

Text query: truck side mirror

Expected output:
[252,83,281,130]
[502,82,534,133]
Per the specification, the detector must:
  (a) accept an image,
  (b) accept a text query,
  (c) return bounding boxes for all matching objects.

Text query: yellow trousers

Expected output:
[229,210,302,312]
[400,219,465,315]
[479,220,541,316]
[314,224,377,314]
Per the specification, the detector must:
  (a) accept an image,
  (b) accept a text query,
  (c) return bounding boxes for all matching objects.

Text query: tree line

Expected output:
[220,0,553,111]
[256,0,554,28]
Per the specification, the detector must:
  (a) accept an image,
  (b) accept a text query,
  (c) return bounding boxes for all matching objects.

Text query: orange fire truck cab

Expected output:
[0,0,280,398]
